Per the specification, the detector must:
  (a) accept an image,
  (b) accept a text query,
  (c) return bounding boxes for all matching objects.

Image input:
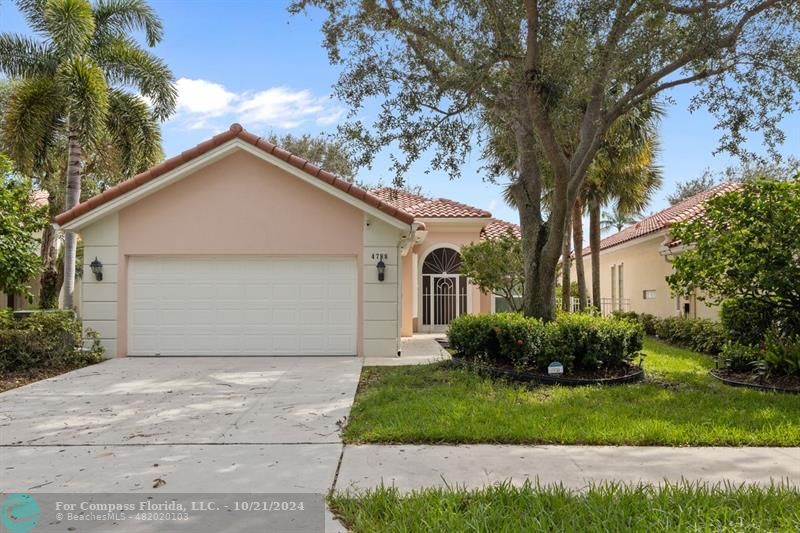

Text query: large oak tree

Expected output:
[292,0,800,320]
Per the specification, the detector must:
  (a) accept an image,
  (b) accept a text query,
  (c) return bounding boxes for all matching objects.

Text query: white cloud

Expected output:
[175,78,237,116]
[171,78,343,131]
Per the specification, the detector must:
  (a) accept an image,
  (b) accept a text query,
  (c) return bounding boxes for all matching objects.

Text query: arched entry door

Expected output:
[421,247,468,332]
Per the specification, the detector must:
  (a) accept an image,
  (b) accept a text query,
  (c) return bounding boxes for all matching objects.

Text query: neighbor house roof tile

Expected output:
[55,124,416,226]
[480,219,522,240]
[581,181,741,255]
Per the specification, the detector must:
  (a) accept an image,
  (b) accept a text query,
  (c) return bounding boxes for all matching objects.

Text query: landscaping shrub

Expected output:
[720,297,776,347]
[719,342,762,373]
[447,313,500,360]
[492,313,547,369]
[0,311,104,372]
[0,307,12,329]
[613,311,658,336]
[448,313,643,374]
[758,329,800,377]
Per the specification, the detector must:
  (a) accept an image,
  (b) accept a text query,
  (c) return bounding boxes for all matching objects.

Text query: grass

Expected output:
[330,481,800,532]
[343,337,800,446]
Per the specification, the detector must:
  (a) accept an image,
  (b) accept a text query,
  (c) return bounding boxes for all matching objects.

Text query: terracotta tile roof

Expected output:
[55,124,416,226]
[371,187,491,218]
[582,181,741,255]
[480,218,521,240]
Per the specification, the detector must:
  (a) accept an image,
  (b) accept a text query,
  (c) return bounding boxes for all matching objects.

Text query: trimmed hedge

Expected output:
[612,311,725,355]
[448,312,643,374]
[0,310,104,372]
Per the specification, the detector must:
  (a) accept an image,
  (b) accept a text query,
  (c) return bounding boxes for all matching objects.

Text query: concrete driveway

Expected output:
[0,356,361,531]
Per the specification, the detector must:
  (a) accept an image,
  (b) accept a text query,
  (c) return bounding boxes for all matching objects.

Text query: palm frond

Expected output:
[1,77,65,172]
[93,0,164,47]
[14,0,49,35]
[104,89,162,175]
[43,0,96,57]
[93,35,176,120]
[0,34,57,78]
[57,55,109,140]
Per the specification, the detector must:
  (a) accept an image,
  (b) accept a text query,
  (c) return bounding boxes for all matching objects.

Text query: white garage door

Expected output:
[128,256,357,356]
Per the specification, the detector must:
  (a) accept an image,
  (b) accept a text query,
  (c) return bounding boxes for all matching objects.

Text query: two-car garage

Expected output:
[127,256,358,356]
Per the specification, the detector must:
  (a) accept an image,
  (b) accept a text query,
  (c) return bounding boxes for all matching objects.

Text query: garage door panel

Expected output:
[129,256,357,356]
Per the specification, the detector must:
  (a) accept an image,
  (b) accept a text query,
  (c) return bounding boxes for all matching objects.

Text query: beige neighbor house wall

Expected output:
[73,149,410,357]
[572,232,718,320]
[400,220,493,335]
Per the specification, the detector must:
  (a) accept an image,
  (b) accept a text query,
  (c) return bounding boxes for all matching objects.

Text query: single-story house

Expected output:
[55,123,519,358]
[570,182,740,319]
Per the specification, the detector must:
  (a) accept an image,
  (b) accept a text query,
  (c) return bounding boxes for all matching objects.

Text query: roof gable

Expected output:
[55,124,415,229]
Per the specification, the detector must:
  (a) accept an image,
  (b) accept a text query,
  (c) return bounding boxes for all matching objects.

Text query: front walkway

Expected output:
[336,444,800,492]
[363,334,451,366]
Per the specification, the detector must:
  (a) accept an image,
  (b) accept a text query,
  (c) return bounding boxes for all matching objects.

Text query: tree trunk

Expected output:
[510,92,578,322]
[38,222,59,309]
[62,129,82,309]
[561,216,571,311]
[572,198,587,310]
[589,198,602,313]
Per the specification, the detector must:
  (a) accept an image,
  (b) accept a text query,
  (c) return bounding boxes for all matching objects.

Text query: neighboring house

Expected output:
[54,124,519,358]
[571,182,740,319]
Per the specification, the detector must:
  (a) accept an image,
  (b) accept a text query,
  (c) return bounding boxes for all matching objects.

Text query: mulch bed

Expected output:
[709,369,800,394]
[0,366,82,393]
[450,357,644,386]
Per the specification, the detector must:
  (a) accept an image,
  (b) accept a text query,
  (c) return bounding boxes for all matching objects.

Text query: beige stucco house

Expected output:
[570,182,740,319]
[54,123,518,358]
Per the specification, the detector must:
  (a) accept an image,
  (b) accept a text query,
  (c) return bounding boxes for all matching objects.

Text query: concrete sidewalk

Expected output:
[336,444,800,492]
[364,334,451,366]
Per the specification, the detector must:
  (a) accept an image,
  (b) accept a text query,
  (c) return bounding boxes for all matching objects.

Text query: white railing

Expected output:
[556,296,630,315]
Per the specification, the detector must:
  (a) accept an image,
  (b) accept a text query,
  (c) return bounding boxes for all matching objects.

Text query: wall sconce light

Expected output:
[372,253,388,282]
[90,257,103,281]
[376,259,386,282]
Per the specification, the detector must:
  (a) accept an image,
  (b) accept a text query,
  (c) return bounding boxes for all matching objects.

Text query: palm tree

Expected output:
[601,207,638,232]
[0,0,176,308]
[582,101,663,310]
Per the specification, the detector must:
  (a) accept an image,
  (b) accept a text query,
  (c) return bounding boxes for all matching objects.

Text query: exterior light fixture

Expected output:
[90,257,103,281]
[372,253,388,282]
[376,259,386,282]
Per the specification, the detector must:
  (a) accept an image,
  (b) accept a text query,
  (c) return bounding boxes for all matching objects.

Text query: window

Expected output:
[643,290,656,300]
[611,265,617,304]
[494,294,523,313]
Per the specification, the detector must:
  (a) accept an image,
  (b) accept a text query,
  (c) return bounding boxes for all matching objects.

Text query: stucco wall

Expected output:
[571,233,719,319]
[80,213,119,356]
[363,216,404,356]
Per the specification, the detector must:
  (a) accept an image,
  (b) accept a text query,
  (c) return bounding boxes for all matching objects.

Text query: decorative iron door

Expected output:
[421,247,467,331]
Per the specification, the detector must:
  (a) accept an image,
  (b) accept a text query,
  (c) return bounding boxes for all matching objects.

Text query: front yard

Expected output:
[330,481,800,532]
[344,337,800,446]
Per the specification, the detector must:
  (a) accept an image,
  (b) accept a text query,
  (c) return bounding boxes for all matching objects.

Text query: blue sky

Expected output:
[2,0,798,227]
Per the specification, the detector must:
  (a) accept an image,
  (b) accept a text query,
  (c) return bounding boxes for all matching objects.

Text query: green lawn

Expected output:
[330,482,800,532]
[344,337,800,446]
